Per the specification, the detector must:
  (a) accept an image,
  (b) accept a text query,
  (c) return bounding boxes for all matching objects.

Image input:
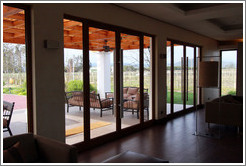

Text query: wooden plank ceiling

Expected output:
[3,5,150,51]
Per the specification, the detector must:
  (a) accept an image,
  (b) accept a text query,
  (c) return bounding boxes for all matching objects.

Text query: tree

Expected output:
[3,43,25,73]
[144,48,151,71]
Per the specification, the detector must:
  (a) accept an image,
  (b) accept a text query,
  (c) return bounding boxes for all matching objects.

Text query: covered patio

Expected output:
[3,5,152,144]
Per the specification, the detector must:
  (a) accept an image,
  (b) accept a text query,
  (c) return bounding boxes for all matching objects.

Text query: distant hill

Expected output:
[167,60,236,69]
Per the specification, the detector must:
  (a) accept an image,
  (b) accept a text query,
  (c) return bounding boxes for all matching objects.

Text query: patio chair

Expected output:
[123,92,149,119]
[3,101,15,136]
[65,91,83,113]
[105,87,148,100]
[90,93,114,117]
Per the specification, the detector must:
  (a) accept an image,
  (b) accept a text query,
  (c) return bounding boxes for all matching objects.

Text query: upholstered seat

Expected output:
[105,87,140,100]
[3,133,77,163]
[123,92,149,119]
[65,91,113,117]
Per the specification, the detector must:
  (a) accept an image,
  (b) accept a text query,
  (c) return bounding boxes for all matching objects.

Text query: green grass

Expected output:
[167,91,194,105]
[3,87,26,96]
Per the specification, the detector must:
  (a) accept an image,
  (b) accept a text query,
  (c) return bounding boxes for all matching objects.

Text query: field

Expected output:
[3,68,236,103]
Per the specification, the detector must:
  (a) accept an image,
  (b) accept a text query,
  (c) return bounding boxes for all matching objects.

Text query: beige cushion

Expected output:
[134,93,140,101]
[127,87,139,95]
[106,93,114,98]
[123,88,128,94]
[68,98,83,106]
[124,94,131,99]
[124,100,138,109]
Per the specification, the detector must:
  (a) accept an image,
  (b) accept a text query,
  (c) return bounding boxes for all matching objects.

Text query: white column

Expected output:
[97,51,111,98]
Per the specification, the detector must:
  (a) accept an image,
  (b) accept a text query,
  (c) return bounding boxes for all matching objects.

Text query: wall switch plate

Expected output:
[44,40,59,49]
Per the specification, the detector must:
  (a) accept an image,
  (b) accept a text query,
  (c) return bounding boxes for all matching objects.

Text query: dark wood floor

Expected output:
[78,109,243,163]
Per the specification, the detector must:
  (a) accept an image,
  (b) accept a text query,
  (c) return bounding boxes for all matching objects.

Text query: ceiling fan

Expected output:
[103,40,113,52]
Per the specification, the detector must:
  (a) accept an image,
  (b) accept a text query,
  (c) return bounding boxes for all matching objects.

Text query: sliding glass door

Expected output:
[63,15,154,145]
[167,40,200,115]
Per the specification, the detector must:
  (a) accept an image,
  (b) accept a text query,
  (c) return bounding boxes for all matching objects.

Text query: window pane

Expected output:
[121,33,140,128]
[64,19,84,144]
[173,44,184,113]
[3,6,27,137]
[89,27,116,139]
[221,50,237,96]
[166,41,171,115]
[144,36,152,121]
[186,46,194,109]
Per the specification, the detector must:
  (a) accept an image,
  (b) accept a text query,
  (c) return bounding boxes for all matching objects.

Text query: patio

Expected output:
[2,94,147,145]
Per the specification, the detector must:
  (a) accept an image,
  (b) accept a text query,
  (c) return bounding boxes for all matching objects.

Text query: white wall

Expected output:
[32,4,65,142]
[30,3,219,142]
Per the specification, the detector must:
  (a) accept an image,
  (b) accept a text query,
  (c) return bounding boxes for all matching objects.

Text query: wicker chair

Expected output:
[65,91,83,113]
[90,93,114,117]
[123,92,149,119]
[65,91,113,117]
[3,101,15,136]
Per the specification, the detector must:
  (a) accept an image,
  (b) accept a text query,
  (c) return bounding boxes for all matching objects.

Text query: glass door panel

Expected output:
[173,44,184,113]
[3,5,28,137]
[143,36,152,121]
[196,47,200,105]
[221,50,237,96]
[186,46,194,109]
[166,41,171,115]
[63,19,84,144]
[89,27,116,139]
[167,41,200,115]
[121,33,140,128]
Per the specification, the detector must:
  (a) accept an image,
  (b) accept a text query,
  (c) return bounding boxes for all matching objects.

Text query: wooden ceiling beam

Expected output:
[64,36,82,43]
[4,28,25,34]
[3,20,25,30]
[64,29,82,37]
[13,20,25,26]
[66,25,83,31]
[3,32,15,38]
[89,33,115,41]
[3,37,25,44]
[64,43,82,49]
[3,20,14,27]
[3,6,23,17]
[64,21,82,28]
[5,13,25,21]
[14,32,25,38]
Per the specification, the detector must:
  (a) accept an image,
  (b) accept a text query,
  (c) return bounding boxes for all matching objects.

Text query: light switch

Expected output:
[44,40,59,49]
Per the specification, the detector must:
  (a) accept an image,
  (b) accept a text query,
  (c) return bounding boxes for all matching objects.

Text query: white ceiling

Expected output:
[114,3,243,41]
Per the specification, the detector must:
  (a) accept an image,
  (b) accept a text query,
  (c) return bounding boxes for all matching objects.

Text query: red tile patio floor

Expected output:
[3,94,27,110]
